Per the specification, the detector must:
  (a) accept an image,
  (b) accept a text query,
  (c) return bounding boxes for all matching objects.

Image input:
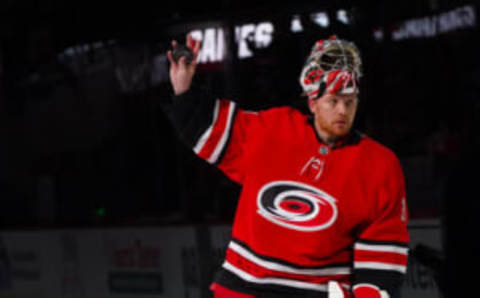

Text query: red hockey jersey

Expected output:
[165,90,409,297]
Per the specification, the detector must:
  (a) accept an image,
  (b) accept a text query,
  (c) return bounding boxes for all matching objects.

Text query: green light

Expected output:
[95,207,106,216]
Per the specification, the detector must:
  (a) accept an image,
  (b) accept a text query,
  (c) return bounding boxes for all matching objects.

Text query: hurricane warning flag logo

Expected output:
[257,181,338,232]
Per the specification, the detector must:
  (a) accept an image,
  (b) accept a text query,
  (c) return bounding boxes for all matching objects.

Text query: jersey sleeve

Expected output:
[162,86,258,184]
[352,154,409,297]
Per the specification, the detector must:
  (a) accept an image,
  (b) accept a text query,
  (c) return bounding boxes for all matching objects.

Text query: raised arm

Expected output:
[163,35,258,184]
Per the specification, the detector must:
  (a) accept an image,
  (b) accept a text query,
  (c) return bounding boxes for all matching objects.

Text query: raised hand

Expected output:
[167,34,201,95]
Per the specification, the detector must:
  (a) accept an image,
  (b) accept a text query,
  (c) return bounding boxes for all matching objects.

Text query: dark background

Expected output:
[0,0,478,296]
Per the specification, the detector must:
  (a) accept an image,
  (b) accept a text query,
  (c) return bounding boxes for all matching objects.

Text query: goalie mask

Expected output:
[299,36,362,101]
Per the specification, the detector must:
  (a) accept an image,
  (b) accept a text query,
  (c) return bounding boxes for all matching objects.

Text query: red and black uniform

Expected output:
[163,88,409,298]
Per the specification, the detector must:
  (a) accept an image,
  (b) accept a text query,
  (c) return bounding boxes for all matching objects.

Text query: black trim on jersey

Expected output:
[231,238,351,270]
[214,268,329,298]
[162,86,216,148]
[353,268,404,296]
[356,239,409,248]
[342,130,363,148]
[214,106,239,166]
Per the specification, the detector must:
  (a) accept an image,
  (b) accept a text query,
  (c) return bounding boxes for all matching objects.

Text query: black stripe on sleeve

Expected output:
[356,239,409,248]
[353,268,405,296]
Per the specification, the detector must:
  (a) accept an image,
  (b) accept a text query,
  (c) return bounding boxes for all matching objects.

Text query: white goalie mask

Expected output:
[299,36,362,100]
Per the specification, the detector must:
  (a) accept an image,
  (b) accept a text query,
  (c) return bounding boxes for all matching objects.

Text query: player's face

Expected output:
[310,93,358,143]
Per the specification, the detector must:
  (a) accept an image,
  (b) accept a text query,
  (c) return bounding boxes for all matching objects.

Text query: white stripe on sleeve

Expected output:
[207,101,236,164]
[354,261,407,274]
[193,99,220,154]
[354,243,409,255]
